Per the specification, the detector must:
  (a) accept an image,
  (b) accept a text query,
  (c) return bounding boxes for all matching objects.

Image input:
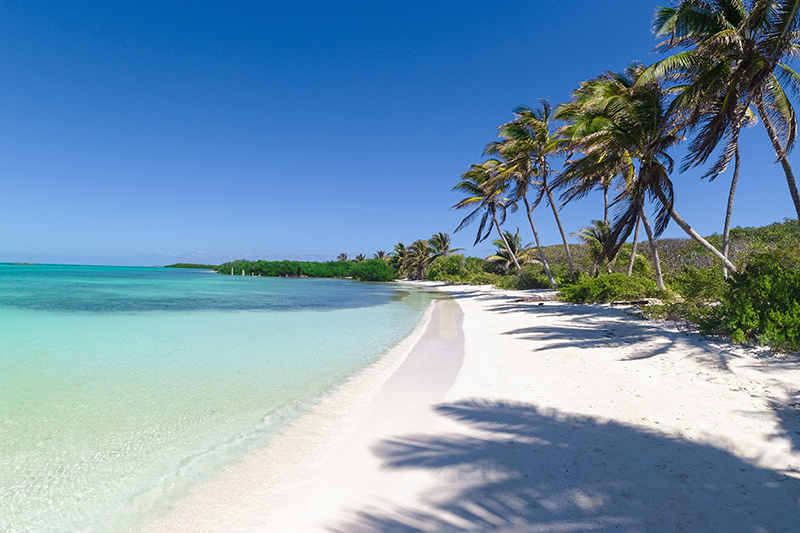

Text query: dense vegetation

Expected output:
[401,220,800,352]
[557,274,664,304]
[348,258,396,282]
[701,253,800,351]
[214,258,396,282]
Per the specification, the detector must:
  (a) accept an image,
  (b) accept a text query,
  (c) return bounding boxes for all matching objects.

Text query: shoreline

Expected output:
[144,282,800,531]
[139,292,441,532]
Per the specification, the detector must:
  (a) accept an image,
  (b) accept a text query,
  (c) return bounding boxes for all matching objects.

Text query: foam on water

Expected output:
[0,264,436,531]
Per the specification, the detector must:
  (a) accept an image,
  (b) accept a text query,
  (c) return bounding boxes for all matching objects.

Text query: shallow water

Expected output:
[0,264,435,531]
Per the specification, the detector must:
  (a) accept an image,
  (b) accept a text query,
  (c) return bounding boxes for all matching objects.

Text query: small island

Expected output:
[164,263,217,269]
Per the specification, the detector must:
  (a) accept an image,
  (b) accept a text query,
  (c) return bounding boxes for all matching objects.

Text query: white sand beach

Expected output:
[143,283,800,532]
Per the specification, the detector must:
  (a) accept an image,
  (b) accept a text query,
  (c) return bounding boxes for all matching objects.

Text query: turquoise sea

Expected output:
[0,264,436,532]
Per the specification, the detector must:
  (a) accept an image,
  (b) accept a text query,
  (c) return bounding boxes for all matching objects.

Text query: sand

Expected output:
[143,283,800,532]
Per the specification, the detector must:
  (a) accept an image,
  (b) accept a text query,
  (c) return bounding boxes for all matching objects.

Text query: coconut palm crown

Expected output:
[555,63,737,277]
[403,239,433,280]
[451,159,522,270]
[428,232,463,260]
[486,229,538,272]
[646,0,800,218]
[486,100,575,281]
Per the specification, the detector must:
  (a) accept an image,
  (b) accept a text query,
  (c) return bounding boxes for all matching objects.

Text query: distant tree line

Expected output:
[164,263,216,269]
[214,258,395,282]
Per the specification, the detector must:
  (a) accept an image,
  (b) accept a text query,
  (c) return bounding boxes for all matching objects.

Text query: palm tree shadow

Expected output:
[772,389,800,456]
[334,400,800,532]
[484,299,743,370]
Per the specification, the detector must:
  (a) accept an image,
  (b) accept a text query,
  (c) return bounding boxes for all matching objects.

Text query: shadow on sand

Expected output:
[334,399,800,532]
[453,289,756,372]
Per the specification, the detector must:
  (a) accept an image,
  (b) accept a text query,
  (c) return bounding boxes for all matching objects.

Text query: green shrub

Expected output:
[462,271,502,286]
[481,259,507,275]
[643,266,726,325]
[630,253,653,277]
[515,266,554,289]
[545,262,573,286]
[494,275,519,290]
[667,266,727,301]
[349,259,396,282]
[641,299,715,324]
[558,273,661,304]
[426,255,466,281]
[464,256,489,274]
[700,252,800,352]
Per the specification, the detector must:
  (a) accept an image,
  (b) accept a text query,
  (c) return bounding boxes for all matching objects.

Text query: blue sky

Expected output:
[0,1,794,266]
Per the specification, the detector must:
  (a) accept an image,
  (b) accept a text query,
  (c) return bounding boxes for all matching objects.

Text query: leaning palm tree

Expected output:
[626,216,642,277]
[647,0,800,222]
[487,100,575,282]
[559,64,738,286]
[451,160,521,270]
[486,229,538,272]
[553,101,620,225]
[428,232,463,260]
[555,87,645,278]
[555,70,668,287]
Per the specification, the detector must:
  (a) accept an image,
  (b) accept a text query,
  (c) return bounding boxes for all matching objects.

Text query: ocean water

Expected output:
[0,264,436,532]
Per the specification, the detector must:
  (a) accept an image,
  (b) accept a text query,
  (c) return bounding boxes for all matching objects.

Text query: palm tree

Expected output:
[451,160,521,270]
[571,220,618,275]
[373,250,387,260]
[428,232,462,260]
[484,140,556,287]
[626,216,642,277]
[555,86,646,278]
[558,65,738,286]
[486,229,538,272]
[647,0,800,222]
[555,69,669,288]
[336,252,348,262]
[487,100,575,282]
[403,239,433,280]
[553,102,619,225]
[389,243,407,276]
[714,110,758,275]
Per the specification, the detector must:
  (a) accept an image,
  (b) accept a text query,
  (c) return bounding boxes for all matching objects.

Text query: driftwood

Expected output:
[610,298,663,306]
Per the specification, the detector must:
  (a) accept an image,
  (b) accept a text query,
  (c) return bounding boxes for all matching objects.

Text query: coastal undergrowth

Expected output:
[556,273,667,304]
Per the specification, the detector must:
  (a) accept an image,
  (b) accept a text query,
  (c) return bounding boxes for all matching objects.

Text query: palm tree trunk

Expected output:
[654,190,737,272]
[589,258,600,277]
[722,143,741,278]
[627,215,641,277]
[544,183,575,281]
[756,100,800,219]
[603,184,609,225]
[639,207,665,290]
[523,196,556,288]
[492,211,521,271]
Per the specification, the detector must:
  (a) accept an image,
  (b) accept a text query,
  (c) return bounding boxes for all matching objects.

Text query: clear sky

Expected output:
[0,1,795,266]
